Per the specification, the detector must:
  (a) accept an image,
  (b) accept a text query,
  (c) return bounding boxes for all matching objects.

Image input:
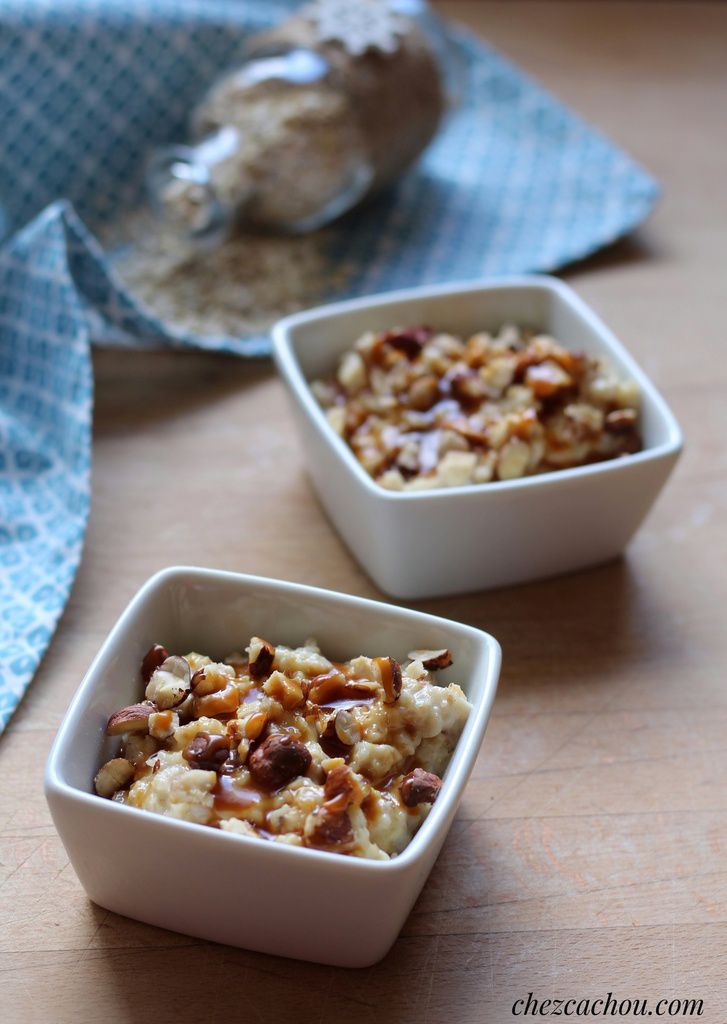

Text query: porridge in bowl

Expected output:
[95,637,471,860]
[311,323,642,491]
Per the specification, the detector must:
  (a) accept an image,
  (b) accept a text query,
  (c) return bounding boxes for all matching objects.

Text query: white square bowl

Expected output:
[272,276,683,599]
[45,567,500,968]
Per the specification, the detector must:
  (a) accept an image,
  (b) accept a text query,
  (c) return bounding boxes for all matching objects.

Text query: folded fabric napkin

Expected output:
[0,0,659,732]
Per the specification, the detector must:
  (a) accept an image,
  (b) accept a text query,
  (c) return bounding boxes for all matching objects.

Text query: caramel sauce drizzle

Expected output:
[213,775,264,812]
[307,667,376,709]
[134,648,420,845]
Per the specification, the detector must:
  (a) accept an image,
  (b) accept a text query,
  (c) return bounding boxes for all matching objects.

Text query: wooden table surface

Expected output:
[2,3,726,1021]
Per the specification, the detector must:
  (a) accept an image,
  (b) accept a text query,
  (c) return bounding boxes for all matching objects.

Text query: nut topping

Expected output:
[408,648,453,670]
[304,804,355,851]
[94,757,134,797]
[248,637,275,681]
[145,655,192,709]
[242,711,268,741]
[381,325,432,359]
[141,644,169,683]
[182,732,232,772]
[408,374,439,411]
[123,733,158,767]
[248,733,312,790]
[106,702,154,736]
[312,323,641,491]
[191,662,235,697]
[262,671,306,710]
[307,669,378,706]
[190,668,214,695]
[524,360,573,398]
[400,768,442,807]
[94,637,471,861]
[605,408,638,433]
[334,709,361,746]
[375,656,402,704]
[193,682,240,718]
[322,762,361,813]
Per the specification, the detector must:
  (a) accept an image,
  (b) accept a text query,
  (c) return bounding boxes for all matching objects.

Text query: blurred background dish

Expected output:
[273,277,682,598]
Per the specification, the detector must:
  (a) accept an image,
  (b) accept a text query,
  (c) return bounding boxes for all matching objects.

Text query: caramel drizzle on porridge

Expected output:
[94,639,466,858]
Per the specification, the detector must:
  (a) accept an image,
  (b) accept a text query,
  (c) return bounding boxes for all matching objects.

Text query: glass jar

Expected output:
[146,0,447,243]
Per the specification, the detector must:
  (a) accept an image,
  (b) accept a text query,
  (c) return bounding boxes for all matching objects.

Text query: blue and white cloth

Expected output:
[0,0,659,732]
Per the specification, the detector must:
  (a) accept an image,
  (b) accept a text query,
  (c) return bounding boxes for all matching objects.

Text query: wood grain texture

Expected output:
[2,3,726,1021]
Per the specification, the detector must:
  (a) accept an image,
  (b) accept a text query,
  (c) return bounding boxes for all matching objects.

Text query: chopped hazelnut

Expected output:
[141,644,169,683]
[334,709,361,746]
[438,449,477,487]
[450,370,488,408]
[248,733,312,790]
[262,671,306,710]
[122,733,158,767]
[193,682,240,718]
[307,671,378,706]
[378,467,405,490]
[337,350,367,393]
[400,768,442,807]
[248,637,275,681]
[496,438,530,480]
[525,360,573,398]
[381,325,431,359]
[183,732,234,772]
[94,758,134,798]
[605,408,638,433]
[375,656,402,704]
[145,655,191,709]
[326,406,346,436]
[303,805,355,851]
[408,649,453,670]
[408,374,439,411]
[191,662,233,697]
[564,402,604,437]
[323,762,362,813]
[106,702,154,736]
[241,711,268,741]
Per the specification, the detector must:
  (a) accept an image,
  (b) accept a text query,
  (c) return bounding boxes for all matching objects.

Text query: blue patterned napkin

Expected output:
[0,0,658,732]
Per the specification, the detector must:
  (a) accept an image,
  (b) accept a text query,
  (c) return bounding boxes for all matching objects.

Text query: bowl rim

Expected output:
[45,566,501,877]
[272,274,684,503]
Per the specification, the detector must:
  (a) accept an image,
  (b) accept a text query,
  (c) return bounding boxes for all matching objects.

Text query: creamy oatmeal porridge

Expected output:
[95,638,470,860]
[311,323,642,491]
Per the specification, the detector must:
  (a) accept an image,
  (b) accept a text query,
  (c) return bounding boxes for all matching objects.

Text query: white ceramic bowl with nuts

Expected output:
[45,567,500,968]
[272,276,683,599]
